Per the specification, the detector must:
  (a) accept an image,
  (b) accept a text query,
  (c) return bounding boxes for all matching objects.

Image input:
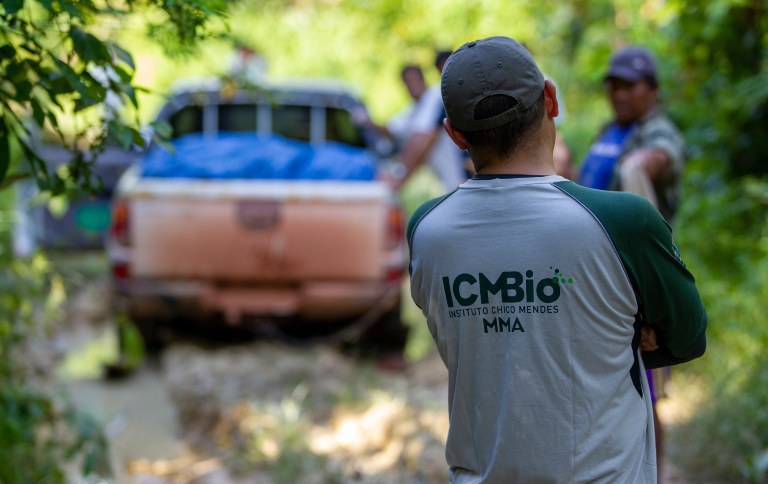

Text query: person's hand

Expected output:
[640,325,659,352]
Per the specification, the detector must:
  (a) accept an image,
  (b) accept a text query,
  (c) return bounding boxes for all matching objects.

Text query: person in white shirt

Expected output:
[391,50,469,192]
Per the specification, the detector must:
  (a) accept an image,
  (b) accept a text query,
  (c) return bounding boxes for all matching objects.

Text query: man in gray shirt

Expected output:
[407,36,707,483]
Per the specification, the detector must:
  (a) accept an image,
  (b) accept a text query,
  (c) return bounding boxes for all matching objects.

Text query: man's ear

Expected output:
[544,80,560,119]
[443,118,470,151]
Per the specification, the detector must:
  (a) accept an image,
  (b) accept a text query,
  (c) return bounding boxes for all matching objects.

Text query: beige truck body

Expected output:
[110,167,404,326]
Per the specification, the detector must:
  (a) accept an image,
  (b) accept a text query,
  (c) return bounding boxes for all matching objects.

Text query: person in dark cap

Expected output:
[579,45,686,222]
[407,36,706,483]
[579,45,687,477]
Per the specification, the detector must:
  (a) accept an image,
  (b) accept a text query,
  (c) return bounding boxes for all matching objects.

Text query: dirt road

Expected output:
[55,276,691,483]
[56,279,451,483]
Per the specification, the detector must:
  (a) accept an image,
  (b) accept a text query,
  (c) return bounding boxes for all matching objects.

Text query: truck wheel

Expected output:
[128,315,168,354]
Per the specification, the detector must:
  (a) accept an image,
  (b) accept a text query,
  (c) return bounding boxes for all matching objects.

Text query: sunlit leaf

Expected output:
[150,119,173,139]
[52,58,87,96]
[106,42,135,70]
[123,84,138,108]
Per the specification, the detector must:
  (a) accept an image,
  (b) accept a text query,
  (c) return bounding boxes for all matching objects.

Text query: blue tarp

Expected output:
[140,132,378,181]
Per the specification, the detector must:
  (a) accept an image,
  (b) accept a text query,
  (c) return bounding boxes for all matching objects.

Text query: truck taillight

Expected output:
[111,200,131,246]
[112,262,130,280]
[386,206,404,249]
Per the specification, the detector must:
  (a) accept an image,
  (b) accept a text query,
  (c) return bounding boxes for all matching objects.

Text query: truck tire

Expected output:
[128,315,169,354]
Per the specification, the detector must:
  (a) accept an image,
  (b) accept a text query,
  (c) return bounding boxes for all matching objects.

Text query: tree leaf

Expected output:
[30,97,45,126]
[2,0,25,15]
[37,0,54,12]
[69,28,111,63]
[111,64,133,83]
[105,42,135,70]
[0,44,16,60]
[150,119,173,139]
[108,120,133,149]
[123,84,138,108]
[0,119,10,183]
[52,58,87,96]
[14,80,32,102]
[0,171,31,190]
[46,112,60,129]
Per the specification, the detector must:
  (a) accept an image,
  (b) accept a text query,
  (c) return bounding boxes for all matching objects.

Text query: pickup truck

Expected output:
[107,80,408,354]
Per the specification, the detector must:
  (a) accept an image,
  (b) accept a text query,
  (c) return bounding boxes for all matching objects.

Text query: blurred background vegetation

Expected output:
[1,0,767,482]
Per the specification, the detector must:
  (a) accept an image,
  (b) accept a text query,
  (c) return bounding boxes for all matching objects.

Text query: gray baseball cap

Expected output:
[604,46,658,84]
[441,36,545,132]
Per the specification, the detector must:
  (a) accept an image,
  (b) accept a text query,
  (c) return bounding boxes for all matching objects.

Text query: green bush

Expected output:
[669,172,768,483]
[0,216,111,482]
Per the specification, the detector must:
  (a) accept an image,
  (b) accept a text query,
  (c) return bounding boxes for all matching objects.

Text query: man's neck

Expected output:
[476,127,557,176]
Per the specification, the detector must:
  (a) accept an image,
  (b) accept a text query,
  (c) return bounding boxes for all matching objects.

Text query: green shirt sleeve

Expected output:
[555,181,707,369]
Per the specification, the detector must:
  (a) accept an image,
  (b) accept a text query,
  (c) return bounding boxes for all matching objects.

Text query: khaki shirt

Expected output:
[610,107,686,222]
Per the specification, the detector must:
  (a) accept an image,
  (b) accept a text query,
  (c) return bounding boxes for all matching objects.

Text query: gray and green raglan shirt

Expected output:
[407,175,706,483]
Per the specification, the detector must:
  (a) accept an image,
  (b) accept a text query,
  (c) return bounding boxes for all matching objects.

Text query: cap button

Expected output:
[468,41,476,47]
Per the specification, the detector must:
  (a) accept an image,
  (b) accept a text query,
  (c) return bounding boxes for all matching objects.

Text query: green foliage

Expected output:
[0,385,111,482]
[0,253,111,481]
[675,173,768,281]
[671,163,768,482]
[0,0,230,196]
[0,2,233,479]
[0,0,766,480]
[666,1,768,177]
[664,3,768,476]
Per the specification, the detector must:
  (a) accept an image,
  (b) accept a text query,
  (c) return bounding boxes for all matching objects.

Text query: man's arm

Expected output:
[554,182,707,369]
[388,86,445,190]
[619,114,686,203]
[622,147,670,181]
[621,197,707,368]
[618,148,670,206]
[392,128,440,190]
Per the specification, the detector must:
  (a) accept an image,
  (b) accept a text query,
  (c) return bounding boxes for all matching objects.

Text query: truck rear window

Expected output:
[219,104,258,132]
[169,106,203,137]
[166,99,367,149]
[327,107,365,148]
[272,105,311,142]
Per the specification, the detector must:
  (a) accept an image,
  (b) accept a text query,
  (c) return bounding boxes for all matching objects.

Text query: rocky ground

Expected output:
[55,277,452,483]
[52,270,692,484]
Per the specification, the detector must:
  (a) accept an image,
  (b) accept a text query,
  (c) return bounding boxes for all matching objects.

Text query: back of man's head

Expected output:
[441,36,547,167]
[435,50,452,72]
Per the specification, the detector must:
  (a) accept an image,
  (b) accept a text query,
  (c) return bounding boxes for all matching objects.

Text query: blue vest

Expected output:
[579,124,634,190]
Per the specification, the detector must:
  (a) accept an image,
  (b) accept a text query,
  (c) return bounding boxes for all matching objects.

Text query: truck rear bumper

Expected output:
[113,278,402,325]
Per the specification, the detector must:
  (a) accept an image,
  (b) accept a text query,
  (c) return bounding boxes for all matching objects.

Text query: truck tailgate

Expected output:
[124,178,393,281]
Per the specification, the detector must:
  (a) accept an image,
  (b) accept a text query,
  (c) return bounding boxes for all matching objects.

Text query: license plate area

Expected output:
[236,201,281,230]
